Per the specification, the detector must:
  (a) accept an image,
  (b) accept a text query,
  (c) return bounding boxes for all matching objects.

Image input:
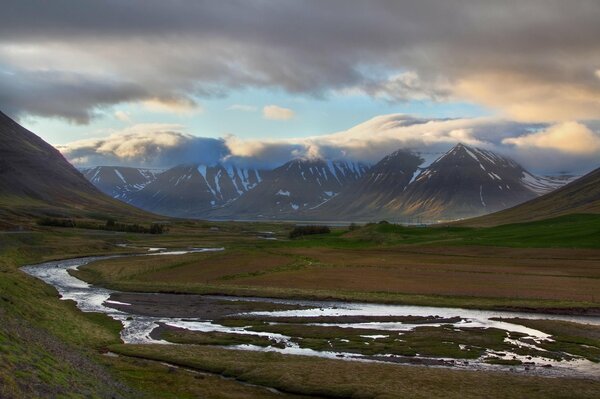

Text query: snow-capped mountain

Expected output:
[125,164,265,217]
[303,149,423,218]
[379,143,568,221]
[81,143,573,221]
[207,158,369,219]
[305,143,571,222]
[81,166,162,201]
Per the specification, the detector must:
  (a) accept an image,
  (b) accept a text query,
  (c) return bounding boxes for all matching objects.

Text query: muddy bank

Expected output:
[492,306,600,317]
[106,292,313,319]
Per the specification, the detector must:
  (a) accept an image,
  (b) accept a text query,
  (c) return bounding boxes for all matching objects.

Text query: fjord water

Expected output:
[22,250,600,379]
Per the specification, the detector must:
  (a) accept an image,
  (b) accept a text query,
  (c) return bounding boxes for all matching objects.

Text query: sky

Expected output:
[2,1,600,175]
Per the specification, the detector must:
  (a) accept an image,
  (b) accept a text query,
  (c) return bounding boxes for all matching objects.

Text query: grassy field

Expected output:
[75,215,600,311]
[111,343,600,399]
[3,214,600,397]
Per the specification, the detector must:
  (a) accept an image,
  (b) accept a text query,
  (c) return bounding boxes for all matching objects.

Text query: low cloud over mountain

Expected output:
[60,115,600,175]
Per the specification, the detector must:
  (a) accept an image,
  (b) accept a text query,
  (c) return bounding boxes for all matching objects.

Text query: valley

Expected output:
[4,217,600,398]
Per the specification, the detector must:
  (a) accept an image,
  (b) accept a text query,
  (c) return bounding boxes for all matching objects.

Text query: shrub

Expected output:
[36,218,166,234]
[289,225,331,239]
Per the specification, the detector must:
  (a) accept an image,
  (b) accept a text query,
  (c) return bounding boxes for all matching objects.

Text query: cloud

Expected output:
[263,105,295,120]
[142,97,201,115]
[59,123,227,167]
[455,73,600,122]
[503,121,600,155]
[114,110,131,122]
[228,104,258,112]
[60,113,598,174]
[0,68,146,124]
[2,1,600,122]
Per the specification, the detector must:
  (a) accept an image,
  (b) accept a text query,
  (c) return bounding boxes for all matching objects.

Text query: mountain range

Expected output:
[80,142,573,222]
[0,110,597,226]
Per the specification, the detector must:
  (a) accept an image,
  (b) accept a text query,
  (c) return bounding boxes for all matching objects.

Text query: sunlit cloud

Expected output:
[59,114,600,174]
[503,121,600,155]
[454,73,600,122]
[263,105,295,120]
[142,97,201,115]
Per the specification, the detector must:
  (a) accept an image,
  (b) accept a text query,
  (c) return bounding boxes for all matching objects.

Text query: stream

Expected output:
[21,248,600,380]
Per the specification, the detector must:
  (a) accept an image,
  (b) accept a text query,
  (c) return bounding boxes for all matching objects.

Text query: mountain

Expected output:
[81,166,162,201]
[306,144,567,222]
[462,166,600,226]
[207,158,369,219]
[0,111,148,226]
[380,143,565,221]
[124,164,265,217]
[302,149,423,219]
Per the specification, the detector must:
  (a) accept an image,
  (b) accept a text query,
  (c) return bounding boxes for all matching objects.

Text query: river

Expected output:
[21,248,600,380]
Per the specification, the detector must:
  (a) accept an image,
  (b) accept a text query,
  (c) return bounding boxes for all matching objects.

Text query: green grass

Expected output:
[310,214,600,249]
[0,232,133,397]
[158,327,285,348]
[111,343,600,399]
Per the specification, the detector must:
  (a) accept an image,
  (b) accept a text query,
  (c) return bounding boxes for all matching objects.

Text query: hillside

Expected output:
[0,111,151,227]
[461,167,600,226]
[80,166,162,201]
[126,164,265,217]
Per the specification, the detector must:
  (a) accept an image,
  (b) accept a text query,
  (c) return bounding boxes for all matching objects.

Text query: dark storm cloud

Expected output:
[0,69,147,123]
[2,1,600,122]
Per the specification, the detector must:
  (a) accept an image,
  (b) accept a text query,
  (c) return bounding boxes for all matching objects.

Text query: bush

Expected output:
[36,218,167,234]
[289,225,331,239]
[36,217,76,228]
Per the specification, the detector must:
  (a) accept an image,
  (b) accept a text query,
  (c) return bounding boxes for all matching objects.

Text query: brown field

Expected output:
[79,245,600,305]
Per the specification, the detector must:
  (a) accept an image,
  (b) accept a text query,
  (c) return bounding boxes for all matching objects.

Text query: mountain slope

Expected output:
[383,144,546,220]
[0,111,149,225]
[81,166,162,201]
[208,158,369,219]
[126,164,264,217]
[304,149,422,219]
[461,166,600,226]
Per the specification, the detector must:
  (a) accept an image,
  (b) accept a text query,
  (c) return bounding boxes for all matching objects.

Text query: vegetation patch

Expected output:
[154,324,285,348]
[37,217,167,234]
[289,225,331,239]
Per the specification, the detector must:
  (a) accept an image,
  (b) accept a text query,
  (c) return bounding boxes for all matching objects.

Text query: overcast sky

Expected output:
[2,1,600,174]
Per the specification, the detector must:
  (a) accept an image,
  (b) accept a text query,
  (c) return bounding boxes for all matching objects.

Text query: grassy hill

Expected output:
[0,111,155,228]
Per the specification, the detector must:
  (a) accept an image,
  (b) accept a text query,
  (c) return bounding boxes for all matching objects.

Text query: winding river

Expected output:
[21,248,600,380]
